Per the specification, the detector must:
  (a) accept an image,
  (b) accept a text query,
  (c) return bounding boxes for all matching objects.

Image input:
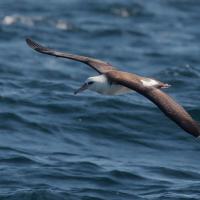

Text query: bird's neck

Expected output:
[92,74,108,83]
[89,75,110,93]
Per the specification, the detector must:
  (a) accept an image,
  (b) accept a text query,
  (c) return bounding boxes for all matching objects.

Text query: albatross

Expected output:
[26,38,200,138]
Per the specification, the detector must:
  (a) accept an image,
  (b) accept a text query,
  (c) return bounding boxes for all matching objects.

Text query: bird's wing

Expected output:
[26,38,115,74]
[106,70,200,137]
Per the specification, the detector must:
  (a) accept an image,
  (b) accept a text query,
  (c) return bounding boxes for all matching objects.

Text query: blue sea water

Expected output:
[0,0,200,199]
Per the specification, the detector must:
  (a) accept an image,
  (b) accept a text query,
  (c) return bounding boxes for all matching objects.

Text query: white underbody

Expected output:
[95,83,132,95]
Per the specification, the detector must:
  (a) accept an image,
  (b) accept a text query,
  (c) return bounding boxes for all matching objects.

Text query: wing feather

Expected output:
[106,71,200,137]
[26,38,115,74]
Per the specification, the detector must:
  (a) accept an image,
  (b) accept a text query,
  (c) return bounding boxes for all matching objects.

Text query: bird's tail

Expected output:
[160,83,171,89]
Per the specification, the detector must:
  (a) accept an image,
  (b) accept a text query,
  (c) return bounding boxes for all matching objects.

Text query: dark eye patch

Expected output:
[88,81,94,85]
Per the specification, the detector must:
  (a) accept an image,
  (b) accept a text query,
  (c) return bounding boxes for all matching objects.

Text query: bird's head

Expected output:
[74,75,107,95]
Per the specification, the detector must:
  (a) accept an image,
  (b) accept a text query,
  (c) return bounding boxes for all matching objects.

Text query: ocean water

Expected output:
[0,0,200,199]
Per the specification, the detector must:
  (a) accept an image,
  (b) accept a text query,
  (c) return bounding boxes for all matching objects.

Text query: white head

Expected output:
[74,75,108,95]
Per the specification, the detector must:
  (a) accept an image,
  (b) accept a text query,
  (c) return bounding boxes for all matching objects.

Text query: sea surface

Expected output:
[0,0,200,199]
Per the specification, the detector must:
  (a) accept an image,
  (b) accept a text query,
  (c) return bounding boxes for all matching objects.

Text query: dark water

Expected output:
[0,0,200,199]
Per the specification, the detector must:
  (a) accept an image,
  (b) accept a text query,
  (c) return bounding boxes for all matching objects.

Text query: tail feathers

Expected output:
[159,83,171,89]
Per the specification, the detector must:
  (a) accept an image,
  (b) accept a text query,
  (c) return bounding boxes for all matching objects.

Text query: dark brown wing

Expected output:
[106,70,200,138]
[26,38,115,74]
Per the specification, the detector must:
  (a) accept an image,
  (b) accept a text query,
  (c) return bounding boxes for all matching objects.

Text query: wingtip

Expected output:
[25,37,31,43]
[25,37,46,53]
[25,37,37,49]
[25,37,33,45]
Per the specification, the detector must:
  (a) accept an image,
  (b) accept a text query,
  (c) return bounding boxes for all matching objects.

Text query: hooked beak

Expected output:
[74,83,89,95]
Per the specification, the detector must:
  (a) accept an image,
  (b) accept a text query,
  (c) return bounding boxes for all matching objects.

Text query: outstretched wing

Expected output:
[26,38,115,74]
[106,70,200,138]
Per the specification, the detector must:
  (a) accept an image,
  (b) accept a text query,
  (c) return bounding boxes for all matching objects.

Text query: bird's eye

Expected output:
[88,81,94,85]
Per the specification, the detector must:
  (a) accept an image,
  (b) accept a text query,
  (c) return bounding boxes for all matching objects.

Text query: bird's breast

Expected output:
[94,82,132,95]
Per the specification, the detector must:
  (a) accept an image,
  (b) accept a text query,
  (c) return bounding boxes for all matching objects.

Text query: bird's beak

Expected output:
[74,83,89,95]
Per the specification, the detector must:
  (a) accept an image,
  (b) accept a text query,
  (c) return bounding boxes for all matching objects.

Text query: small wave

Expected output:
[78,188,144,200]
[159,65,200,79]
[71,161,103,171]
[1,15,42,26]
[0,189,75,200]
[112,7,131,18]
[109,169,147,181]
[1,15,74,32]
[0,111,56,135]
[0,146,31,155]
[1,188,145,200]
[40,172,119,187]
[55,19,73,31]
[2,16,16,26]
[0,155,36,165]
[148,166,200,181]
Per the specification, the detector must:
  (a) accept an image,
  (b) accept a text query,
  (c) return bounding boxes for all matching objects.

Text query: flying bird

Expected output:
[26,38,200,138]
